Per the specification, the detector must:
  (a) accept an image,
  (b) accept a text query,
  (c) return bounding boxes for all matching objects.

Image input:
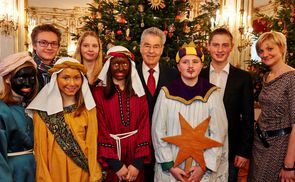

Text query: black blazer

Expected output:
[136,63,179,120]
[200,65,254,160]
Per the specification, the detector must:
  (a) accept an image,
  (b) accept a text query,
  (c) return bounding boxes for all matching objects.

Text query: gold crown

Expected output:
[181,41,196,48]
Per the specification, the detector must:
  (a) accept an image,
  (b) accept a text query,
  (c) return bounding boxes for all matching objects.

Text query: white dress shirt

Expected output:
[142,62,159,86]
[209,62,230,99]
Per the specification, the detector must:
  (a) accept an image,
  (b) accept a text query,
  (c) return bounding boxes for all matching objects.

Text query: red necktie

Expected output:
[147,69,156,96]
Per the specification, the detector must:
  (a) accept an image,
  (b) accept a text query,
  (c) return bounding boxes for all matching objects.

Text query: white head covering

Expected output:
[0,52,37,95]
[26,57,96,117]
[98,45,145,97]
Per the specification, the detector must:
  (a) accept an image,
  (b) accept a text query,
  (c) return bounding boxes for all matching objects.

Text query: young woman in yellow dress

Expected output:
[27,57,102,182]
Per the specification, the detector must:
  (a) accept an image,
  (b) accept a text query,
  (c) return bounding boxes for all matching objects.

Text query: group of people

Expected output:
[0,22,294,182]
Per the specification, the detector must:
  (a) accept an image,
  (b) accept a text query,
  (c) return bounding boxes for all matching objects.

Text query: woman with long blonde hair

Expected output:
[74,31,103,86]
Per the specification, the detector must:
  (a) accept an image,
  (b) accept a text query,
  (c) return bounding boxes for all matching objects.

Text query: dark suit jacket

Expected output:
[136,63,179,120]
[200,64,254,160]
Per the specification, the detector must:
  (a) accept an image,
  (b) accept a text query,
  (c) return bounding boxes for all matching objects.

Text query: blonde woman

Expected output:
[74,31,103,86]
[249,31,295,181]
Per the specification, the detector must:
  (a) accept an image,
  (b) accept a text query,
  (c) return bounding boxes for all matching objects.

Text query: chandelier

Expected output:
[0,0,18,36]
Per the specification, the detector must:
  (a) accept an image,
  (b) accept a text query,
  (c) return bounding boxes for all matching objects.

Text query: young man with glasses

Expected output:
[31,24,61,89]
[136,27,179,181]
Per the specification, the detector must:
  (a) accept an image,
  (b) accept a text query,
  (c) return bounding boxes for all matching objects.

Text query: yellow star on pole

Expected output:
[162,113,223,171]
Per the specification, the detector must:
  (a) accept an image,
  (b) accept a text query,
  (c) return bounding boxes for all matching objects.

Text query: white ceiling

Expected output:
[28,0,271,9]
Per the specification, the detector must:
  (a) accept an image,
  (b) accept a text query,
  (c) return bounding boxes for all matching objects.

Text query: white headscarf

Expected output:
[98,45,145,97]
[26,57,96,117]
[0,52,36,95]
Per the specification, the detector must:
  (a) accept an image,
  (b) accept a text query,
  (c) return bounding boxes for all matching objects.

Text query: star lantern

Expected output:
[148,0,165,10]
[162,113,223,172]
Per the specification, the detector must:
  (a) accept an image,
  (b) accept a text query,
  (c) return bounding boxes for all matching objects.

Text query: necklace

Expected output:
[115,87,130,126]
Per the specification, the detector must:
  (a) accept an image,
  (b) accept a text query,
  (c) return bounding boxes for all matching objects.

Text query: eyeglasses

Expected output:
[36,40,59,48]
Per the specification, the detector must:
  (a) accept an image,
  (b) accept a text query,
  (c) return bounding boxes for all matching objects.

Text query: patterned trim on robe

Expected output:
[37,105,89,172]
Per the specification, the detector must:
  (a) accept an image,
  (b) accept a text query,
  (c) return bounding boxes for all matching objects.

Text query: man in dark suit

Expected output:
[200,28,254,182]
[136,27,178,181]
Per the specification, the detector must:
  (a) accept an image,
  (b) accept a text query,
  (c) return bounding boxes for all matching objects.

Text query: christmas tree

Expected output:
[249,0,295,101]
[80,0,219,67]
[252,0,295,67]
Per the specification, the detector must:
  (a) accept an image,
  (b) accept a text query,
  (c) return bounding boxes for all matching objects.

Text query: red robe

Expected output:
[92,86,151,182]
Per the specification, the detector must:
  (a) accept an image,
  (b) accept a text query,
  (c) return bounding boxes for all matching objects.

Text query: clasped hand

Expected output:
[116,164,139,182]
[169,166,205,182]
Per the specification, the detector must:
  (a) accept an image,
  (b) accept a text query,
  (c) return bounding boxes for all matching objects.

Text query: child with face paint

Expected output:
[0,52,38,182]
[92,46,151,182]
[151,42,228,182]
[26,57,102,182]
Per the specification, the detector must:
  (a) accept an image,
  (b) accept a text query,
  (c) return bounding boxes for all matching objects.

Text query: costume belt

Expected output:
[255,123,292,148]
[110,130,138,160]
[7,149,33,157]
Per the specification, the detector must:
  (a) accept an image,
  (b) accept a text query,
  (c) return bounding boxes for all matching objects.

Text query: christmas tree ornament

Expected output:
[162,114,223,172]
[192,24,201,32]
[113,0,119,6]
[183,25,191,33]
[282,23,287,35]
[107,42,115,50]
[140,18,145,28]
[291,16,294,23]
[278,18,283,26]
[179,12,188,22]
[119,18,126,24]
[148,0,166,10]
[113,9,119,14]
[116,30,123,35]
[97,23,104,31]
[138,4,144,13]
[111,31,115,40]
[168,24,176,32]
[124,0,129,4]
[133,46,137,51]
[126,28,132,41]
[290,4,295,23]
[168,32,173,38]
[175,15,181,21]
[126,28,130,37]
[96,12,102,19]
[163,30,168,35]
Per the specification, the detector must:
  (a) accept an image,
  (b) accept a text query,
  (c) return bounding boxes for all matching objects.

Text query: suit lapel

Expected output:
[223,65,234,104]
[201,67,210,80]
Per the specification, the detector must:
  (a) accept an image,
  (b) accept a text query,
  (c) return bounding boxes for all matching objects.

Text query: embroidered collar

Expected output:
[115,86,130,126]
[63,105,77,113]
[162,77,218,105]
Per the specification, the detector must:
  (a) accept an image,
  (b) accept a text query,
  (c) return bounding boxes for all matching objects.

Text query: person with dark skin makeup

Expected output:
[0,52,38,182]
[92,46,151,182]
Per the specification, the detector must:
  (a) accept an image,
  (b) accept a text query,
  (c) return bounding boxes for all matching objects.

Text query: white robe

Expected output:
[152,88,228,182]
